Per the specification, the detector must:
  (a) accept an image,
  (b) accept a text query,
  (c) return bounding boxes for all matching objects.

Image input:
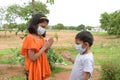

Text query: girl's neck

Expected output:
[32,34,41,40]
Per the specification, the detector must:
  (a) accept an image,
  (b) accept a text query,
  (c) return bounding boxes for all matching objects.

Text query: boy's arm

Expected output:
[68,57,74,64]
[82,72,90,80]
[62,53,74,64]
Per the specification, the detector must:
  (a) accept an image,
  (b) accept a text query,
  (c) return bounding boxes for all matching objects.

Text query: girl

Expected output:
[21,13,54,80]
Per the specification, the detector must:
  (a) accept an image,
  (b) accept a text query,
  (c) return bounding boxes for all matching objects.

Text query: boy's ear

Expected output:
[84,42,89,47]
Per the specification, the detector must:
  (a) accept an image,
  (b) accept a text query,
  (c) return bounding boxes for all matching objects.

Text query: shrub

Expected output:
[47,48,64,70]
[100,58,120,80]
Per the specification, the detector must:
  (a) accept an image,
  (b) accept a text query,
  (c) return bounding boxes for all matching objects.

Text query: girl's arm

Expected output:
[28,40,50,61]
[45,37,54,53]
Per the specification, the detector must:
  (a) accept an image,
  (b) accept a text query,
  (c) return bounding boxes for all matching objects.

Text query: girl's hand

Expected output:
[48,37,54,48]
[43,40,50,50]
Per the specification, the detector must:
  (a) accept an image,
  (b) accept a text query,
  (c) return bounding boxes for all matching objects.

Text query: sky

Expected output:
[0,0,120,26]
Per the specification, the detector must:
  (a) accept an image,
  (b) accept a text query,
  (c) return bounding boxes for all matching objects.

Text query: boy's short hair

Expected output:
[75,31,94,47]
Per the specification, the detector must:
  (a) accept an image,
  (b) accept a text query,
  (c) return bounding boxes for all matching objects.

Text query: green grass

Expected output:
[53,46,77,65]
[0,48,12,56]
[53,37,120,66]
[0,48,19,64]
[92,32,108,36]
[0,36,120,66]
[9,76,25,80]
[51,67,71,77]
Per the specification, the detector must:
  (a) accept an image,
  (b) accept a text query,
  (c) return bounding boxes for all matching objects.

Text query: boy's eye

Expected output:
[76,43,81,45]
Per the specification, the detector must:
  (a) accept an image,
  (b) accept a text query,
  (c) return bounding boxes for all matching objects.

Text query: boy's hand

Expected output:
[62,53,72,60]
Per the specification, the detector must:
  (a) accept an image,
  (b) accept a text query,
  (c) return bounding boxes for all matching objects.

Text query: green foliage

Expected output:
[8,48,18,65]
[54,32,59,41]
[0,48,24,68]
[16,23,27,34]
[5,4,21,23]
[76,24,86,31]
[100,58,120,80]
[67,26,76,30]
[52,23,65,30]
[86,26,92,30]
[0,48,23,67]
[2,23,17,30]
[46,0,54,4]
[0,7,5,29]
[20,1,49,21]
[100,10,120,36]
[47,48,64,70]
[1,1,49,24]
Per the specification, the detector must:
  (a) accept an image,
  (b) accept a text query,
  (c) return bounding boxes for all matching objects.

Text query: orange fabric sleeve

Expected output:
[21,33,51,80]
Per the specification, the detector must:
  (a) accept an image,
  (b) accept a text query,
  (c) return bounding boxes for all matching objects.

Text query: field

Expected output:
[0,30,120,80]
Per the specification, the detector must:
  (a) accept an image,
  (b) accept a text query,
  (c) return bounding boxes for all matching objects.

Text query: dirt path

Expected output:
[0,64,100,80]
[0,64,25,80]
[46,65,100,80]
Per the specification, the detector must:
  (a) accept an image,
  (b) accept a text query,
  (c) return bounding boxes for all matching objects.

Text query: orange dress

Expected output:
[21,33,51,80]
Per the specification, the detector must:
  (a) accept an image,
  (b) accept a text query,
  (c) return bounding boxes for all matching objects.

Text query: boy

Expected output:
[62,31,94,80]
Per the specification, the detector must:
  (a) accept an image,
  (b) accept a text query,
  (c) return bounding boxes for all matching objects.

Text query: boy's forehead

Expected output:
[75,39,83,43]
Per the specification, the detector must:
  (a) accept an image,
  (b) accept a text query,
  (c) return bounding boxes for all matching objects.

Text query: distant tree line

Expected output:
[1,23,92,32]
[47,23,92,31]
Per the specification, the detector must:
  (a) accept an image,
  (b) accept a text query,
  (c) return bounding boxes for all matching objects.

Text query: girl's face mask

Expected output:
[37,26,46,35]
[75,44,86,54]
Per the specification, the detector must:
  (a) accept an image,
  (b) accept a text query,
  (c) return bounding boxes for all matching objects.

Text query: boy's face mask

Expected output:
[37,26,46,36]
[75,44,86,54]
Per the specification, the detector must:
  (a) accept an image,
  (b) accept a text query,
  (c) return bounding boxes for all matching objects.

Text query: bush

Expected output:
[47,48,64,70]
[101,58,120,80]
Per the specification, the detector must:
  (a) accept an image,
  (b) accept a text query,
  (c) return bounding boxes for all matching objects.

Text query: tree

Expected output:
[5,1,49,23]
[86,26,92,31]
[67,26,76,30]
[2,1,50,35]
[2,24,9,30]
[0,7,6,29]
[100,12,110,31]
[100,10,120,36]
[32,0,54,15]
[17,23,27,32]
[5,5,21,23]
[20,1,49,21]
[53,23,65,30]
[76,24,86,31]
[2,23,17,29]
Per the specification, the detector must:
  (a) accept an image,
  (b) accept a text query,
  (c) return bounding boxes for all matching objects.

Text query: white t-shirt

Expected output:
[70,52,94,80]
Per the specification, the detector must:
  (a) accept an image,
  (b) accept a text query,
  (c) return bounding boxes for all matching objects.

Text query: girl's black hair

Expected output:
[75,31,94,47]
[28,13,49,35]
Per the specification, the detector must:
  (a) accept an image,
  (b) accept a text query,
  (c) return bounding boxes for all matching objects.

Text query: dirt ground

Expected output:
[0,31,110,49]
[0,64,100,80]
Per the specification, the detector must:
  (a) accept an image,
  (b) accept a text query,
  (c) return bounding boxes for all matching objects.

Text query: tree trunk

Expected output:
[32,0,35,16]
